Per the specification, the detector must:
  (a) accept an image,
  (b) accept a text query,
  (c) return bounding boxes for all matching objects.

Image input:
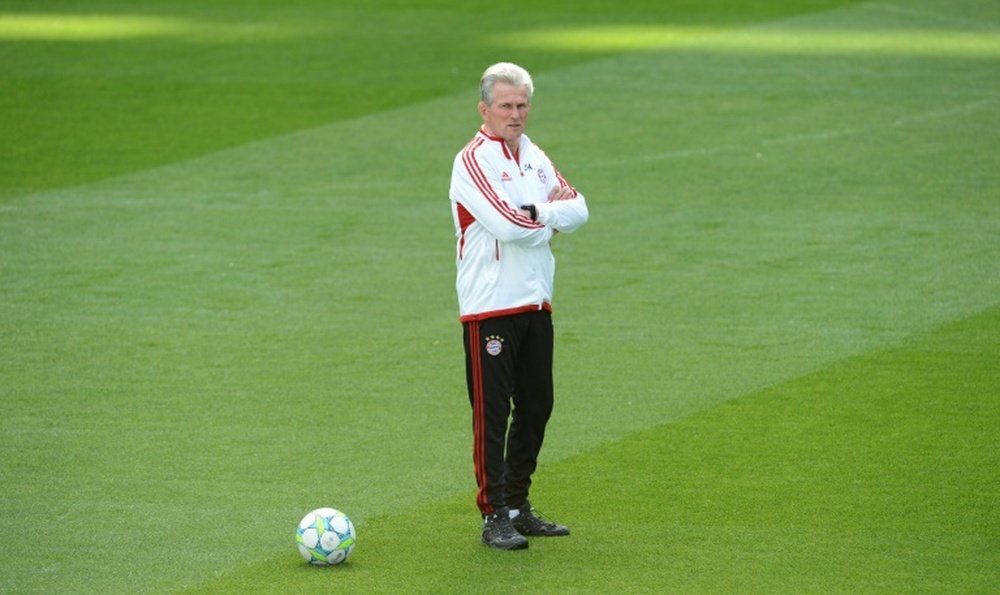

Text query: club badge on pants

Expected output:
[485,335,504,356]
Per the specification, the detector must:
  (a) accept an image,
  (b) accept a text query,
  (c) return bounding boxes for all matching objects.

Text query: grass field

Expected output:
[2,0,998,592]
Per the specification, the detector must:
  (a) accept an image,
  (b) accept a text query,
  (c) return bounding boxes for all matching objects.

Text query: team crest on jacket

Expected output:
[537,168,547,184]
[484,335,504,356]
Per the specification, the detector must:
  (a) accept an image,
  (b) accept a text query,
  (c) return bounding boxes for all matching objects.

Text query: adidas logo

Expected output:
[501,171,512,181]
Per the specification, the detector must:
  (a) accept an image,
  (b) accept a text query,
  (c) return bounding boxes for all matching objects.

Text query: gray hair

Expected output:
[480,62,534,105]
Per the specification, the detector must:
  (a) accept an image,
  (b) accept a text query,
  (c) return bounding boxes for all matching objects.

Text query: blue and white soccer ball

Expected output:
[296,507,357,566]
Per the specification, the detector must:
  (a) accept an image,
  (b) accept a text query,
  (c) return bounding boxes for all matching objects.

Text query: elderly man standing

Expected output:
[449,62,589,550]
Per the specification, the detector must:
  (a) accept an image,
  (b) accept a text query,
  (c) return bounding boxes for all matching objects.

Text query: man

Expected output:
[449,62,589,550]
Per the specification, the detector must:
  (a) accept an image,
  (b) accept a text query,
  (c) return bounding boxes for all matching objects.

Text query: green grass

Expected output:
[0,0,858,200]
[190,307,1000,593]
[2,0,998,592]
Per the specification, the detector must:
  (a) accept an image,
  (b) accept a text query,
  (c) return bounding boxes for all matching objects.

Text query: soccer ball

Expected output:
[296,507,357,566]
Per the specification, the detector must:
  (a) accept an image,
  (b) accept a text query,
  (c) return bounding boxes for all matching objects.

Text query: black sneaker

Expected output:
[481,508,529,550]
[511,504,570,537]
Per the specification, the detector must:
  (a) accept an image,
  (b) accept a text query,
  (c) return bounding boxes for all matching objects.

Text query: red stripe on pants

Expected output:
[467,321,493,514]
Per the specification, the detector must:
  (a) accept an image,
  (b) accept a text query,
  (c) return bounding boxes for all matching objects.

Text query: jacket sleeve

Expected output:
[534,159,589,234]
[450,147,554,246]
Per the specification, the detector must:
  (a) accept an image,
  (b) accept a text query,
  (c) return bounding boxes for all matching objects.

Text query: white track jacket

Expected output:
[450,128,589,322]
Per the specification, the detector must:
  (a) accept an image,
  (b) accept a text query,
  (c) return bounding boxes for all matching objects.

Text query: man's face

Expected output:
[479,82,531,148]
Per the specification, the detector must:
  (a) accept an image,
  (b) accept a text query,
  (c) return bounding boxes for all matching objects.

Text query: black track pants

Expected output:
[463,309,554,516]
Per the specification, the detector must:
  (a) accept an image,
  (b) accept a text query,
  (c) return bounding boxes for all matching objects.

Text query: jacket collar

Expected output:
[478,127,524,162]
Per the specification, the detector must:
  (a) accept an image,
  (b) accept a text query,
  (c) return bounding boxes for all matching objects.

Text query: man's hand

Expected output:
[548,185,575,202]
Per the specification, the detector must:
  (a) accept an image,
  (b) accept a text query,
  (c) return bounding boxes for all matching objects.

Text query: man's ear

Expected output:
[477,101,487,118]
